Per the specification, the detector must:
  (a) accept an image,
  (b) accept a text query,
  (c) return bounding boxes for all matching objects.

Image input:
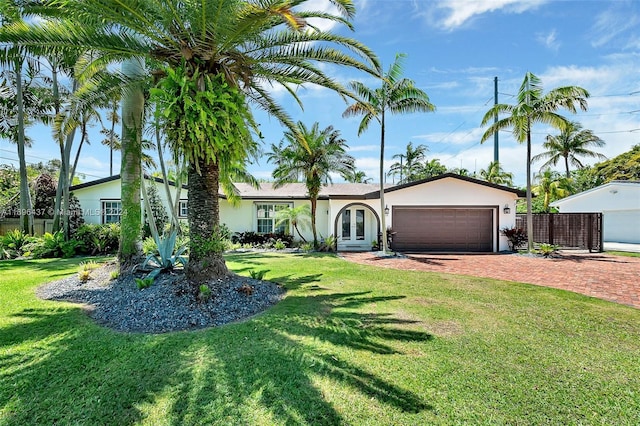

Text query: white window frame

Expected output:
[178,200,188,218]
[255,202,292,234]
[101,200,122,224]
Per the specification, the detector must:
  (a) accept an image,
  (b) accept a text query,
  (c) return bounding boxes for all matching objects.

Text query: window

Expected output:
[102,200,122,224]
[356,209,365,240]
[256,203,290,234]
[342,209,351,240]
[179,200,188,218]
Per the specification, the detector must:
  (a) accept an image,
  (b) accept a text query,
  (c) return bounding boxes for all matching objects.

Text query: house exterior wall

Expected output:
[220,198,329,243]
[551,183,640,243]
[73,179,184,225]
[384,178,518,252]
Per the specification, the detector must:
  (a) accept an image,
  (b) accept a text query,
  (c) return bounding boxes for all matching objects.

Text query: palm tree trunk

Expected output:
[564,155,570,178]
[310,197,318,248]
[118,58,144,271]
[185,158,229,282]
[526,123,534,252]
[379,111,387,252]
[15,55,33,235]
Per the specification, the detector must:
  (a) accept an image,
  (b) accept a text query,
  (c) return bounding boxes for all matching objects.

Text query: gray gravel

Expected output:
[36,262,285,334]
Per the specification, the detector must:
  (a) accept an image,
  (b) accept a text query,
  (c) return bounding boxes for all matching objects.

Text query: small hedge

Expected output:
[232,231,294,247]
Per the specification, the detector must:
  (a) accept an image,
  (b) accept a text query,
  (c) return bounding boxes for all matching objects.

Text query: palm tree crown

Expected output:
[387,141,428,184]
[532,121,606,177]
[480,72,589,251]
[478,161,514,186]
[343,53,435,251]
[268,121,355,247]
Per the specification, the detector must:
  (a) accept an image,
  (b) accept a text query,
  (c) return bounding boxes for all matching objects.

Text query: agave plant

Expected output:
[141,229,188,281]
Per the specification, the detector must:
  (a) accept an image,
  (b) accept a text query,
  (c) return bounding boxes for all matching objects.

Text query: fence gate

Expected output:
[516,213,603,252]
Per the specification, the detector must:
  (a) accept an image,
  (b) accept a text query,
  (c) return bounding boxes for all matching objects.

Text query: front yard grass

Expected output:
[1,253,639,425]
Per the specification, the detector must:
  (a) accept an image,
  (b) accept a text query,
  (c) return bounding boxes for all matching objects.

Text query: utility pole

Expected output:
[399,154,404,184]
[494,76,499,163]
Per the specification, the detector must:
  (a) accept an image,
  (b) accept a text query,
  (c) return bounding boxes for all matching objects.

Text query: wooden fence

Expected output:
[0,219,54,236]
[516,213,603,252]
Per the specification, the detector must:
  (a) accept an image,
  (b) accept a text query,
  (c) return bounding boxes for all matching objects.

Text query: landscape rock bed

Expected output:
[37,262,285,333]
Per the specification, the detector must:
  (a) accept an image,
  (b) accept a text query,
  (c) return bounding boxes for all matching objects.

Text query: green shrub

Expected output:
[28,231,66,258]
[142,236,158,255]
[1,229,34,258]
[300,242,314,252]
[110,270,120,280]
[273,239,286,250]
[318,235,336,252]
[537,243,559,258]
[78,269,91,282]
[197,284,212,302]
[135,277,154,289]
[249,269,267,280]
[73,223,120,255]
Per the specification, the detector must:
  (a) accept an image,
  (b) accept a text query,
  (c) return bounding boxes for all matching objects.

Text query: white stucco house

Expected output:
[550,181,640,244]
[71,173,525,252]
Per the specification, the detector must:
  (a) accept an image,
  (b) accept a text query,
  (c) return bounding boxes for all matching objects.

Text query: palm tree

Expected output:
[421,158,447,178]
[480,72,589,251]
[275,204,311,243]
[533,168,572,212]
[343,54,435,251]
[343,169,372,183]
[387,141,428,184]
[3,0,379,280]
[478,161,514,186]
[532,121,606,177]
[268,121,355,248]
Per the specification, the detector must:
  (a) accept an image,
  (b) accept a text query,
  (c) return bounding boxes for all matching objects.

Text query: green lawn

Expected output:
[1,253,639,425]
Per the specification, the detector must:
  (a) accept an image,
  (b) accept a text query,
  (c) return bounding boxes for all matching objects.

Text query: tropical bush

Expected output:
[141,229,188,281]
[501,227,527,251]
[73,223,120,255]
[537,243,559,258]
[232,231,293,248]
[27,231,80,259]
[0,229,36,259]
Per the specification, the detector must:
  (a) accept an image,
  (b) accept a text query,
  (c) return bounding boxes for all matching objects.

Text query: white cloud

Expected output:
[590,6,640,48]
[536,29,560,52]
[426,0,548,31]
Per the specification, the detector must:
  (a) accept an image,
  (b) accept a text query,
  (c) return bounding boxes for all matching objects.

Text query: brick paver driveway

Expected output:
[340,251,640,309]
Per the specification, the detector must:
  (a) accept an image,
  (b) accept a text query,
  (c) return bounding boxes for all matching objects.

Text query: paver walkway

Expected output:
[340,251,640,309]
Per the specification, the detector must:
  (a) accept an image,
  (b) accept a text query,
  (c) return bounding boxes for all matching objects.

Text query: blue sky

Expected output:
[2,0,639,187]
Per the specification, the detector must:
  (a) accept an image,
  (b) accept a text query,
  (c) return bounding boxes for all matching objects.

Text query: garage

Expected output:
[391,207,494,252]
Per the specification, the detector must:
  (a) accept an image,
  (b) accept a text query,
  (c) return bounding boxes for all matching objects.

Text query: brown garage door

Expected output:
[392,207,493,252]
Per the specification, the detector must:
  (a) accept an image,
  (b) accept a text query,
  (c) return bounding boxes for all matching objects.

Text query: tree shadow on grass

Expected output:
[1,293,433,424]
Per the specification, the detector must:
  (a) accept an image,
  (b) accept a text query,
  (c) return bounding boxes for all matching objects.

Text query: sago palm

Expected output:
[2,0,379,280]
[343,53,435,252]
[481,72,589,252]
[268,121,355,248]
[532,121,606,177]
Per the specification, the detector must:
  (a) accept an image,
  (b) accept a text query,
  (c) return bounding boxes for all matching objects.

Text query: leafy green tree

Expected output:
[421,158,448,179]
[269,121,355,248]
[532,121,606,177]
[481,72,589,251]
[275,204,311,243]
[343,53,435,251]
[533,168,572,212]
[387,141,428,184]
[478,161,514,186]
[590,144,640,182]
[2,0,379,280]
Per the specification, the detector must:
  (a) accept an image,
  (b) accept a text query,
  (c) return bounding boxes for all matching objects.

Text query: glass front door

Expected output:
[341,208,365,241]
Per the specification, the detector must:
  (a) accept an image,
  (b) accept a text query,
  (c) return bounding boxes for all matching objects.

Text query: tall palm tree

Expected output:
[533,168,572,212]
[268,121,355,248]
[387,141,428,184]
[480,72,589,251]
[343,169,372,183]
[532,121,606,177]
[343,54,435,251]
[3,0,379,280]
[478,161,514,186]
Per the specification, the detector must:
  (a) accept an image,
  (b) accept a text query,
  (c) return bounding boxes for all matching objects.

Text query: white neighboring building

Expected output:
[550,181,640,244]
[71,173,525,252]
